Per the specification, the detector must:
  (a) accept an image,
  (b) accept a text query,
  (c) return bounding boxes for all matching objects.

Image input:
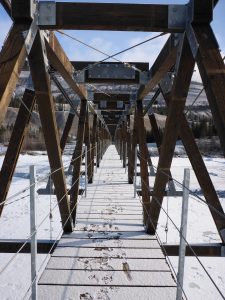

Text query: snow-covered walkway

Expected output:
[38,145,176,299]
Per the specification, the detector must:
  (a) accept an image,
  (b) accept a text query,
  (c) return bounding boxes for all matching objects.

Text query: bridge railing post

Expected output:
[30,165,37,300]
[95,142,98,173]
[85,145,87,197]
[176,168,190,300]
[134,146,138,198]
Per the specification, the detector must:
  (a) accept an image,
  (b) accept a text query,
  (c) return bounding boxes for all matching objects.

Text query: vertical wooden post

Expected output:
[84,109,91,182]
[70,99,87,224]
[90,114,97,183]
[127,115,132,183]
[130,113,138,185]
[96,121,101,167]
[136,101,151,227]
[122,120,127,168]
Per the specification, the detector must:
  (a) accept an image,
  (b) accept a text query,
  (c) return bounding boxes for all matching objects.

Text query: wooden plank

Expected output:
[70,99,87,224]
[39,269,175,286]
[62,231,157,240]
[58,238,160,248]
[40,2,183,33]
[0,89,35,216]
[52,247,164,259]
[38,286,176,300]
[0,24,27,125]
[137,35,178,101]
[191,24,225,156]
[148,34,195,234]
[46,257,169,271]
[28,31,72,232]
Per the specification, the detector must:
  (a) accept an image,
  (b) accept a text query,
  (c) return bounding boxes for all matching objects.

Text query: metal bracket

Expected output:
[222,246,225,257]
[139,71,150,85]
[38,1,56,26]
[39,31,50,70]
[168,5,187,30]
[159,73,173,95]
[220,228,225,245]
[186,25,199,59]
[74,71,85,84]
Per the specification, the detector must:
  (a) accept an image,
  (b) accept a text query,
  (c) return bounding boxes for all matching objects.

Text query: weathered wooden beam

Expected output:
[121,120,127,168]
[189,24,225,156]
[70,100,87,224]
[160,77,225,243]
[137,35,178,101]
[45,34,87,100]
[60,112,75,152]
[136,102,151,227]
[0,239,57,254]
[94,93,130,103]
[148,34,195,234]
[162,243,225,257]
[0,89,35,217]
[0,24,27,125]
[72,61,149,72]
[84,110,92,182]
[90,114,97,183]
[126,115,133,184]
[148,113,175,191]
[40,3,184,32]
[29,31,72,233]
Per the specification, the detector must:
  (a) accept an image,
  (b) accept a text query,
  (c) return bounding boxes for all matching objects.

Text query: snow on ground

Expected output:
[0,146,225,299]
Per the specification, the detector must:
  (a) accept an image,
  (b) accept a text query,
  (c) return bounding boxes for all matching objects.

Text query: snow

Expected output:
[0,146,224,299]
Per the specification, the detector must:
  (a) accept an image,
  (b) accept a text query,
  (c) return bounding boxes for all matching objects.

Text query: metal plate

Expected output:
[88,64,136,80]
[38,1,56,26]
[168,5,187,30]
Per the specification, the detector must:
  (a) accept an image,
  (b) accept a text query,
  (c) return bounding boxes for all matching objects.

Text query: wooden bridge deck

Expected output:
[38,145,176,299]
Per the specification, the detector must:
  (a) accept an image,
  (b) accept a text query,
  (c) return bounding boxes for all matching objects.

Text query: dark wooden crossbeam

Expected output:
[94,93,130,103]
[162,243,225,257]
[72,61,149,72]
[40,2,184,32]
[0,240,57,254]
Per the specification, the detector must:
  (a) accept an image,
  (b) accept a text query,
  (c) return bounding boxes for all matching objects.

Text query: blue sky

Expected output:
[0,0,224,82]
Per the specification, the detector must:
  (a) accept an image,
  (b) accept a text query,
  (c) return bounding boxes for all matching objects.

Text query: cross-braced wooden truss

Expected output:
[0,0,225,253]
